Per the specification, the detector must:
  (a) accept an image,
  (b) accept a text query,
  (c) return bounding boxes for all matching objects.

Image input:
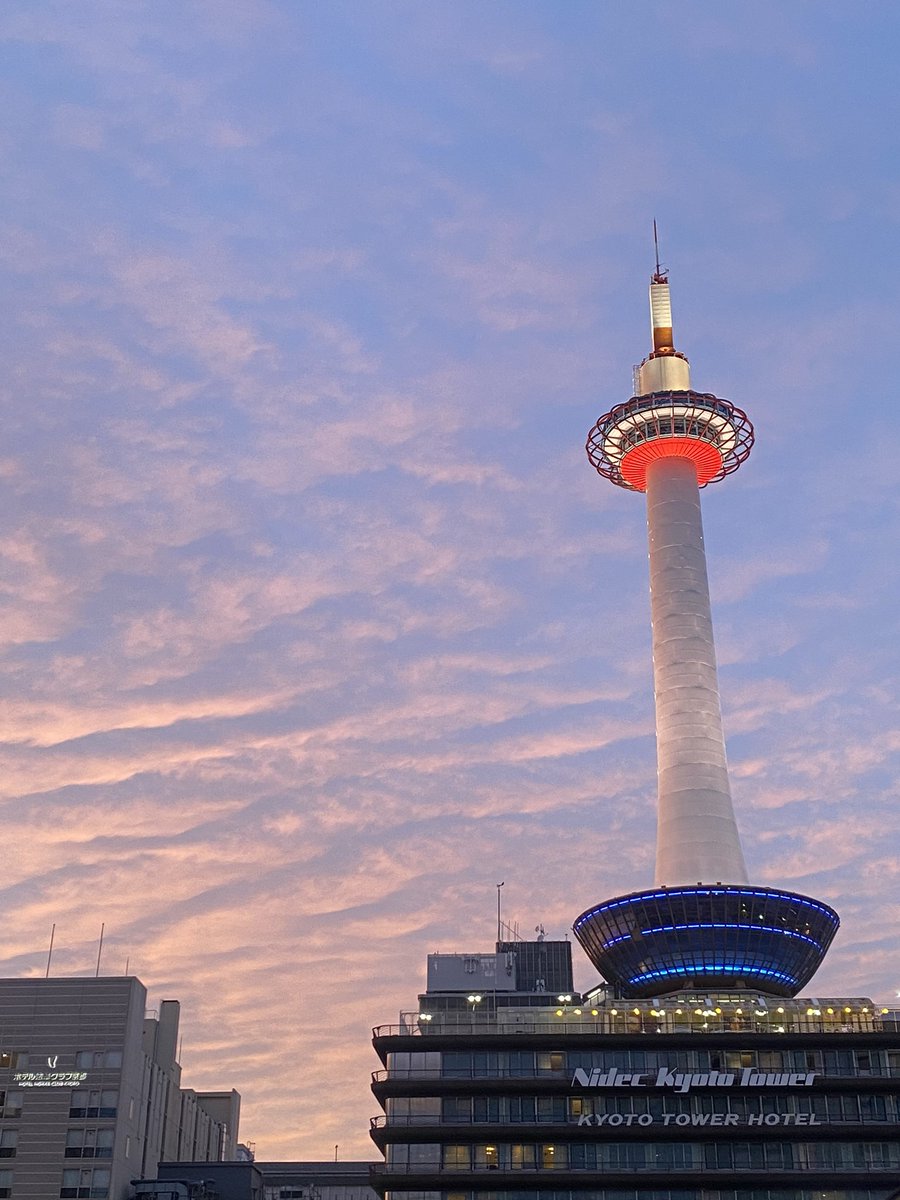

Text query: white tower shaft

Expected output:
[646,455,748,885]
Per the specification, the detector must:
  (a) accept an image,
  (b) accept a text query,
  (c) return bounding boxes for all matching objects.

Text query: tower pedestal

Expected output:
[573,884,839,998]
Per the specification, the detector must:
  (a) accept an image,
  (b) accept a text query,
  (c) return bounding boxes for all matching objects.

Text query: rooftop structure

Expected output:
[142,1159,379,1199]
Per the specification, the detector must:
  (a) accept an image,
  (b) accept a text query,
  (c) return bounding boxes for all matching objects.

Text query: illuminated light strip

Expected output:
[575,888,838,923]
[628,964,797,986]
[640,922,821,948]
[620,436,723,490]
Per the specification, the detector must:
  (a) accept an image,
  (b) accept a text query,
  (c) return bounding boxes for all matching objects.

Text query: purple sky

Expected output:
[1,0,899,1160]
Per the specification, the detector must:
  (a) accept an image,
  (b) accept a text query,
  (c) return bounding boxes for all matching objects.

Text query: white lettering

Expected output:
[675,1113,690,1126]
[724,1114,738,1126]
[748,1113,764,1125]
[638,1113,653,1126]
[764,1113,780,1125]
[573,1065,819,1094]
[12,1071,87,1089]
[691,1114,710,1126]
[608,1113,623,1126]
[710,1113,723,1126]
[577,1114,593,1126]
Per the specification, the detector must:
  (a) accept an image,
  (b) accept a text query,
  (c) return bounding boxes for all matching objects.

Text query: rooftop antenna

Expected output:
[95,923,105,978]
[496,882,505,945]
[45,924,56,978]
[652,219,667,283]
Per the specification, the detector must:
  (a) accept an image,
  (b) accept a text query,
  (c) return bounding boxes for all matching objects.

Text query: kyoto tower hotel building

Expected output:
[369,262,900,1200]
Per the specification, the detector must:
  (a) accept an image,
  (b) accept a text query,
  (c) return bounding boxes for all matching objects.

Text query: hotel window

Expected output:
[389,1096,440,1122]
[824,1050,854,1074]
[475,1144,499,1170]
[510,1143,535,1169]
[508,1096,536,1123]
[537,1051,565,1072]
[65,1129,114,1158]
[0,1169,10,1198]
[75,1051,122,1070]
[536,1096,565,1122]
[542,1144,566,1168]
[407,1144,439,1166]
[387,1051,440,1076]
[506,1051,534,1076]
[758,1050,783,1069]
[441,1096,471,1123]
[725,1051,756,1069]
[442,1145,470,1170]
[472,1096,500,1123]
[441,1052,471,1078]
[471,1051,497,1077]
[0,1056,17,1071]
[69,1091,117,1119]
[60,1167,110,1198]
[0,1094,21,1119]
[0,1132,14,1158]
[859,1093,887,1121]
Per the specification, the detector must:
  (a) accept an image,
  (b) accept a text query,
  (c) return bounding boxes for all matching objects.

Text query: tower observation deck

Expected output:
[574,259,838,998]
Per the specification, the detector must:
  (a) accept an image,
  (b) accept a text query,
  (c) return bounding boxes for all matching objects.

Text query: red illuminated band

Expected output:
[620,437,724,491]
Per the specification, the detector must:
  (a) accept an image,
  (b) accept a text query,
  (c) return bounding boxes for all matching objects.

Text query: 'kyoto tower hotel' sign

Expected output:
[573,249,838,998]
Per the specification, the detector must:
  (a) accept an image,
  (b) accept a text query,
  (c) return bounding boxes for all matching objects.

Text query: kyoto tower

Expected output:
[573,247,839,998]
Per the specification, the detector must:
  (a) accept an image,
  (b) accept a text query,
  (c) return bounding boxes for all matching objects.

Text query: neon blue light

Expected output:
[628,964,797,986]
[641,922,821,948]
[574,886,838,926]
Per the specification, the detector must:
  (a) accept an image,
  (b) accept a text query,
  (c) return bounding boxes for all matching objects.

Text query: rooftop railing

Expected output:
[374,1012,895,1039]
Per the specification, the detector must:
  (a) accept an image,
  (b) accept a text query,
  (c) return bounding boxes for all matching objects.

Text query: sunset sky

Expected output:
[1,0,899,1160]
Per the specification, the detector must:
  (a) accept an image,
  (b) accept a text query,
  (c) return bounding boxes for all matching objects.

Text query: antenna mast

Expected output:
[652,219,667,283]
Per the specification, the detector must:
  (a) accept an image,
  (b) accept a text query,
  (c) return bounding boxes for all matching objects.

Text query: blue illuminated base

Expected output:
[573,885,839,999]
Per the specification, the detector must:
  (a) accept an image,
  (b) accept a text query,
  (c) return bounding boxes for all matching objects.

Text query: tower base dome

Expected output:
[573,884,839,999]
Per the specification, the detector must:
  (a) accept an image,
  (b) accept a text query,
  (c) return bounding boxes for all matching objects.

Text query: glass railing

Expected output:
[373,1015,885,1038]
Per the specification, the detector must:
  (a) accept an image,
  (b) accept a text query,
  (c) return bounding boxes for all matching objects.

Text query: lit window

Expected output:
[442,1145,470,1170]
